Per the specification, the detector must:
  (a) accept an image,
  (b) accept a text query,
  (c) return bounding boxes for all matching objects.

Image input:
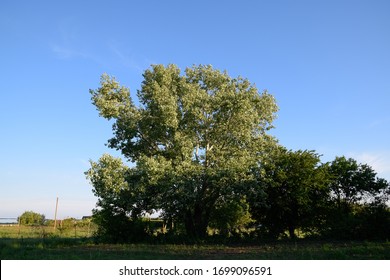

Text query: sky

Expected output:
[1,0,389,219]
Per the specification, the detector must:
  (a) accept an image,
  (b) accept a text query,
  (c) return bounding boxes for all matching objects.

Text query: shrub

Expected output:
[17,211,45,226]
[92,208,149,243]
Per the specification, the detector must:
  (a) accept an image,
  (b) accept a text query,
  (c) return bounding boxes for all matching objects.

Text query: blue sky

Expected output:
[1,0,389,219]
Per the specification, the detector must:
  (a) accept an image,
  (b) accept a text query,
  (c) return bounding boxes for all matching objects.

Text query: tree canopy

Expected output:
[87,64,278,238]
[328,156,389,207]
[18,211,45,226]
[250,147,330,239]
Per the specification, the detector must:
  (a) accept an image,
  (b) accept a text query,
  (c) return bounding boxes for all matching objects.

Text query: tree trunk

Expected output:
[194,203,209,238]
[288,225,296,239]
[184,204,209,239]
[184,210,195,235]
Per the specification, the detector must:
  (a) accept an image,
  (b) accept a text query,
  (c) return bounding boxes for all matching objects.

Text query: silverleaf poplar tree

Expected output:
[87,64,278,238]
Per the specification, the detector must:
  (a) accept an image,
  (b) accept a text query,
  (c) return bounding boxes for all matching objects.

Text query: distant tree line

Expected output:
[17,212,93,229]
[86,64,390,243]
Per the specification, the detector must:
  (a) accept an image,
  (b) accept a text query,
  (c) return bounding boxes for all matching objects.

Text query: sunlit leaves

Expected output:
[88,64,278,237]
[90,74,133,120]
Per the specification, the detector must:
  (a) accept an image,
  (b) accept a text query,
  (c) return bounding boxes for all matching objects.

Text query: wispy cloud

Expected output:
[349,151,390,180]
[369,117,390,128]
[50,43,87,59]
[49,17,102,64]
[108,43,144,71]
[50,17,151,71]
[49,42,107,67]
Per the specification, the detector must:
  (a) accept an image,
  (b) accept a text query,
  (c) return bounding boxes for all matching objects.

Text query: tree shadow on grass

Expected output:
[1,238,389,260]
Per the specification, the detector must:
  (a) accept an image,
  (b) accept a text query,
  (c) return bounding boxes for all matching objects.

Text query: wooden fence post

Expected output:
[53,197,59,229]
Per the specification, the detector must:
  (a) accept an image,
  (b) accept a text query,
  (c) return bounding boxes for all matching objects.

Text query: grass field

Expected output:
[0,225,389,260]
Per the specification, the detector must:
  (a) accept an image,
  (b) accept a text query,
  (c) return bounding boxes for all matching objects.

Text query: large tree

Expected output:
[328,156,389,208]
[251,147,330,239]
[87,64,278,238]
[321,156,390,239]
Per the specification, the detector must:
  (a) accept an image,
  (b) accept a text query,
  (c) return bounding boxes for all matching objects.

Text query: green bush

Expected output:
[320,203,390,240]
[17,211,45,226]
[61,218,77,229]
[92,209,149,243]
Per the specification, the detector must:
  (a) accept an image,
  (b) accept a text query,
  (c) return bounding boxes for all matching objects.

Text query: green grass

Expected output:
[0,226,389,259]
[0,224,95,239]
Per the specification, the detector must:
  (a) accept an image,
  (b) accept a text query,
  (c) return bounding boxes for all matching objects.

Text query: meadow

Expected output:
[0,225,389,260]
